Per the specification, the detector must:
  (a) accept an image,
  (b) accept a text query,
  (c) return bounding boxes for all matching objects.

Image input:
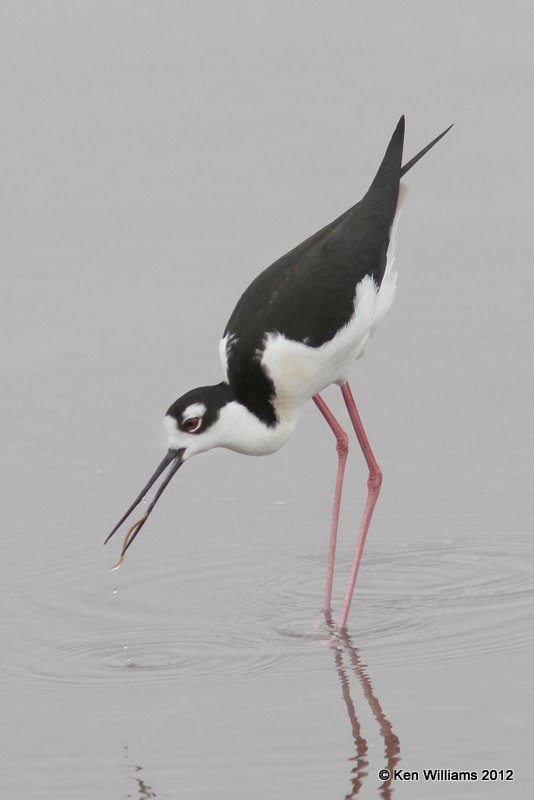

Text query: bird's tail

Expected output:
[368,115,406,193]
[368,115,453,189]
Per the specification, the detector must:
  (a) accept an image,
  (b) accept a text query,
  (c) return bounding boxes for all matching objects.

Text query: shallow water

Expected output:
[2,2,533,797]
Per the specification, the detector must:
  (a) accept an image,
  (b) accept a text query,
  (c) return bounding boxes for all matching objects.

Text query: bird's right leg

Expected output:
[313,393,349,615]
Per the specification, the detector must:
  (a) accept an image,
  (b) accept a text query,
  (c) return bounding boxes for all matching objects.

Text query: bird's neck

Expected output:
[217,398,300,456]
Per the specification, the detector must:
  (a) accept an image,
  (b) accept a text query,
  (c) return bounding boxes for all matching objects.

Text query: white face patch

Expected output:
[181,402,206,423]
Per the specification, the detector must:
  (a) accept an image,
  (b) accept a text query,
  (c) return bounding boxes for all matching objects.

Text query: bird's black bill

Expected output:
[104,448,184,567]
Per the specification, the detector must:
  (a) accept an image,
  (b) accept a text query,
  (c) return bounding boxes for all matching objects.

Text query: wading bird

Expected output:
[105,116,451,630]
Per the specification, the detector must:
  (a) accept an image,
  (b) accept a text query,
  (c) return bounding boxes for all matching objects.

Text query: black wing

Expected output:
[223,117,451,424]
[225,117,405,349]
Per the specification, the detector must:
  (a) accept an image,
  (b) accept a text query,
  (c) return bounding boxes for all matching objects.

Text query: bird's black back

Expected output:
[222,118,406,425]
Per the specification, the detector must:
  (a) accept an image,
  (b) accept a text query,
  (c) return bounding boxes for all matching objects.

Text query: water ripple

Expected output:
[1,621,327,690]
[260,536,534,664]
[4,535,532,690]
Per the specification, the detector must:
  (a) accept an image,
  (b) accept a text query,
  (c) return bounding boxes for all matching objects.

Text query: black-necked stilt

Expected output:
[105,116,452,630]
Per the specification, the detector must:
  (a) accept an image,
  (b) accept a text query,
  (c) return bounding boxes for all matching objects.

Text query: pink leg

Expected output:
[338,382,382,630]
[312,393,349,614]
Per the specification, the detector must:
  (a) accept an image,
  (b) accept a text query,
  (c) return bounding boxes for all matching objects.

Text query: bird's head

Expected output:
[104,381,291,567]
[164,382,237,459]
[104,382,236,565]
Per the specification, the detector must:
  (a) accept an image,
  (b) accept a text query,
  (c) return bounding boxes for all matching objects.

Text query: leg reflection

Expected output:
[327,618,400,799]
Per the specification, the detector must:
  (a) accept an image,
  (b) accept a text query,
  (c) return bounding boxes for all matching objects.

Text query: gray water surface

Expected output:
[1,2,533,798]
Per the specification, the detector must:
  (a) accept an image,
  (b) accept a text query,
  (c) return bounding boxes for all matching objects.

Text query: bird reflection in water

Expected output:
[118,628,399,798]
[327,619,400,798]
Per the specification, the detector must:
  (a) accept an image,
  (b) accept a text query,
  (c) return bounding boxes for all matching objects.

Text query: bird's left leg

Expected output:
[338,382,383,630]
[312,393,349,615]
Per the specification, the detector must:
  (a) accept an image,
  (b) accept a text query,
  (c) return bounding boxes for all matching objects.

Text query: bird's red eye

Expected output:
[183,417,201,433]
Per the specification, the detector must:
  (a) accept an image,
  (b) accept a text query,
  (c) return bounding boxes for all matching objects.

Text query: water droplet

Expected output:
[112,588,118,595]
